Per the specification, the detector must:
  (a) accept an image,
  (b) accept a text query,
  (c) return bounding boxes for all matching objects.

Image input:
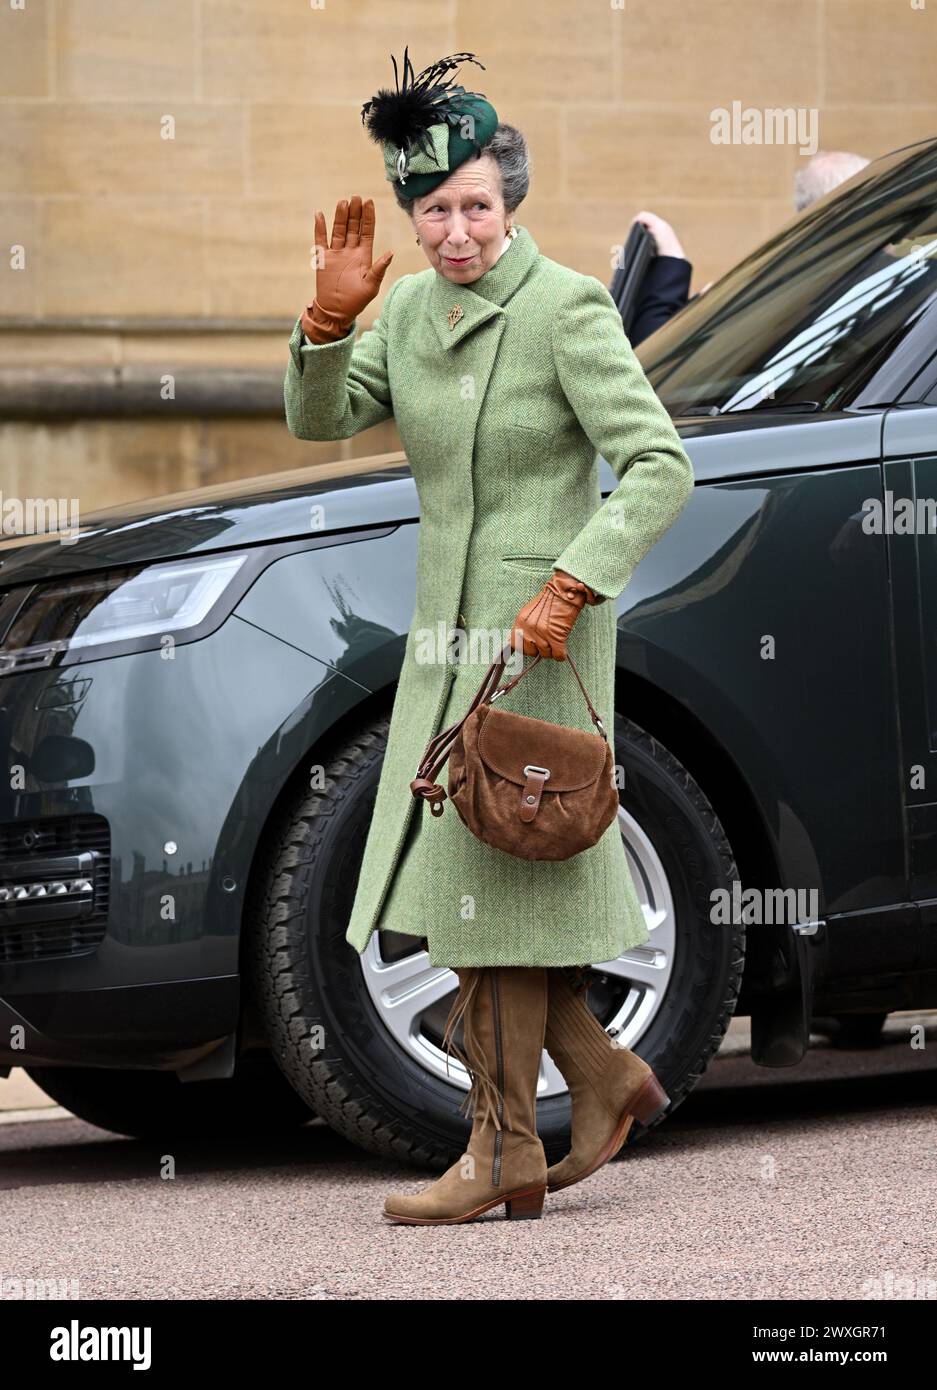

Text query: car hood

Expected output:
[0,411,872,586]
[0,453,419,585]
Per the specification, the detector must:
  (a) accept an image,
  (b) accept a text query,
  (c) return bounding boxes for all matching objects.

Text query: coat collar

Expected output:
[429,225,539,351]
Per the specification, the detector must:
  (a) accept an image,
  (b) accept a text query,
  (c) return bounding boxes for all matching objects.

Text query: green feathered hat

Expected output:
[360,48,499,200]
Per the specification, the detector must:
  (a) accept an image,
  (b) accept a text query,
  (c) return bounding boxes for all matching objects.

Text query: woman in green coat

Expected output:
[284,50,695,1225]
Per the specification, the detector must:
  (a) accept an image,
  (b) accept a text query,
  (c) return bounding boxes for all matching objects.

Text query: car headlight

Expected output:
[0,552,250,674]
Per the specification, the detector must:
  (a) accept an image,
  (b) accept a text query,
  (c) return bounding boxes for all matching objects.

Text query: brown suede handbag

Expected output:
[410,640,620,860]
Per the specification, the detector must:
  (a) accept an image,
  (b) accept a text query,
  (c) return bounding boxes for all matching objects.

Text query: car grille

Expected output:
[0,814,110,962]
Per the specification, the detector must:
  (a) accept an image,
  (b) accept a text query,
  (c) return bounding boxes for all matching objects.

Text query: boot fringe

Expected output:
[441,968,505,1133]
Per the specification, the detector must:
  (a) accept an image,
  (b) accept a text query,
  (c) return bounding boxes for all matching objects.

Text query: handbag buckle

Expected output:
[519,764,550,823]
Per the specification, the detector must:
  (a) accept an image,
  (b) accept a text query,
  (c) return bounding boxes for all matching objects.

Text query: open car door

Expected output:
[608,220,656,337]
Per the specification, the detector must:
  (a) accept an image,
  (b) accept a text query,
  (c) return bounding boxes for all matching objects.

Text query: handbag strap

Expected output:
[410,638,608,815]
[411,642,519,808]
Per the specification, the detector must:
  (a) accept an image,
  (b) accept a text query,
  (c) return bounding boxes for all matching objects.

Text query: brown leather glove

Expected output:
[301,195,394,345]
[510,569,599,660]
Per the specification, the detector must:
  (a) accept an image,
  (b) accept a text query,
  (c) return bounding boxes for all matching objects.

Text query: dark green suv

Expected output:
[2,135,937,1166]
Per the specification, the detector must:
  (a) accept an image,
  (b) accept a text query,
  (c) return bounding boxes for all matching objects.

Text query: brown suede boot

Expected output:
[383,966,549,1224]
[544,966,670,1193]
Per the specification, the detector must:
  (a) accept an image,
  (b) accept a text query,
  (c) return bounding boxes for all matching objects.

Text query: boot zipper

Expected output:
[491,972,504,1186]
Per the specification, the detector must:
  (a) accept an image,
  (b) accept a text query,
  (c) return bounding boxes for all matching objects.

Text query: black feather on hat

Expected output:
[361,47,488,167]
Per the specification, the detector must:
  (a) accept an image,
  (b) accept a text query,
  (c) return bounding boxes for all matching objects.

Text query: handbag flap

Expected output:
[473,705,608,791]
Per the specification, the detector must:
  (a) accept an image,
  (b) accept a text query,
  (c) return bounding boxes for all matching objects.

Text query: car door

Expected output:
[882,399,937,909]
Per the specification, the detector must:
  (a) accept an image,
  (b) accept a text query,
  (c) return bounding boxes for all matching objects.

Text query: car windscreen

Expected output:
[636,139,937,416]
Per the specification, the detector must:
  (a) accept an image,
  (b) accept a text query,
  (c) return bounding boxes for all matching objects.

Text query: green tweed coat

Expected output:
[284,225,694,968]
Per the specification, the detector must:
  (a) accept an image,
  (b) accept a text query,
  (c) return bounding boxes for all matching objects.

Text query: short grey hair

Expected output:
[392,122,531,216]
[793,150,869,213]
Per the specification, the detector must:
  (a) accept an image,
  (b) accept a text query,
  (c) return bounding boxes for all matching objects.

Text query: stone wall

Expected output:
[2,0,936,512]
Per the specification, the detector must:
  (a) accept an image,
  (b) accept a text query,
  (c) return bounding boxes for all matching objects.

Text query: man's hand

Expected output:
[510,569,598,660]
[629,210,686,260]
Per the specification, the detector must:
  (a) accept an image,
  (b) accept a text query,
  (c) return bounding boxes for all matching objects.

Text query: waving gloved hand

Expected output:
[301,195,394,344]
[510,570,600,660]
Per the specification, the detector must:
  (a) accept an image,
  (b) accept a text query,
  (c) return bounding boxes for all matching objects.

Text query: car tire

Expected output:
[246,711,745,1171]
[24,1050,314,1140]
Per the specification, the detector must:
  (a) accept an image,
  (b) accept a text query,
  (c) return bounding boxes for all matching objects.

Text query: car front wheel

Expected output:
[248,711,745,1170]
[25,1050,314,1140]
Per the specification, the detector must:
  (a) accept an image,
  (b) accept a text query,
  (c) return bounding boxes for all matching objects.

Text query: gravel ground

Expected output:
[1,1013,935,1300]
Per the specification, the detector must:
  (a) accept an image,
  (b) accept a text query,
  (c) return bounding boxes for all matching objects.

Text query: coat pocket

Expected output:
[500,553,557,573]
[507,420,556,440]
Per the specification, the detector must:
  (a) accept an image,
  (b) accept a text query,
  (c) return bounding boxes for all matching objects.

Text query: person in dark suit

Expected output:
[626,211,697,346]
[627,150,870,347]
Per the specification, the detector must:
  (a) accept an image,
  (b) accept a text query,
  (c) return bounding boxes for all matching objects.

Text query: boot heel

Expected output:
[630,1072,670,1125]
[504,1184,546,1220]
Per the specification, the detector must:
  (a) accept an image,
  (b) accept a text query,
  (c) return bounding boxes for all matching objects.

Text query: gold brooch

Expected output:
[447,304,464,330]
